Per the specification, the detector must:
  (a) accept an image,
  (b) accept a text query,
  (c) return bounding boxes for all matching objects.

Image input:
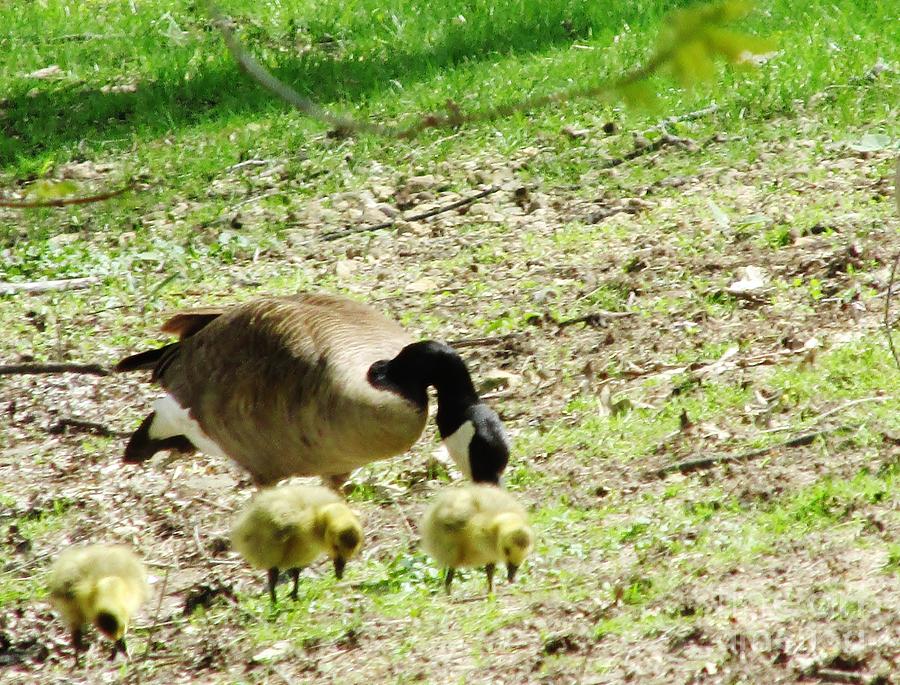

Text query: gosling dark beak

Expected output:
[333,557,346,580]
[507,564,519,583]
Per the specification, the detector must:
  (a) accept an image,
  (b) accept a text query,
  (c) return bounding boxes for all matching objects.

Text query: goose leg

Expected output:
[444,567,455,594]
[288,568,302,600]
[267,567,279,604]
[485,563,496,594]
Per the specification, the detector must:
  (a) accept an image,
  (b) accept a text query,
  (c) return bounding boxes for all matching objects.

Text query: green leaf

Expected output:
[849,133,892,152]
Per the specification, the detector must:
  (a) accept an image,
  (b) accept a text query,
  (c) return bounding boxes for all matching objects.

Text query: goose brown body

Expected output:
[130,294,427,485]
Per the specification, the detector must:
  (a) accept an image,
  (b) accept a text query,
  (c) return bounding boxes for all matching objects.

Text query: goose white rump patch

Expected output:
[443,420,475,480]
[150,395,228,459]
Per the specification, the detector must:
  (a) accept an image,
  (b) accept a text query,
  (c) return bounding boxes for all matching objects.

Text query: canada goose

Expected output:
[231,484,363,603]
[116,293,509,488]
[47,544,148,663]
[420,485,534,594]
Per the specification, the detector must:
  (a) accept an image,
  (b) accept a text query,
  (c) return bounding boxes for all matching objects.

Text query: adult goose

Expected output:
[116,293,509,487]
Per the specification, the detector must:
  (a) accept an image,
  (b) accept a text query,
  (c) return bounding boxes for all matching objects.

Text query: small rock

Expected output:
[478,369,522,393]
[335,259,357,279]
[405,174,437,192]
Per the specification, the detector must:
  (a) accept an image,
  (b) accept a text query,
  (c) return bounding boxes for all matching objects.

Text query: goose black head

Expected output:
[440,403,509,485]
[368,340,510,484]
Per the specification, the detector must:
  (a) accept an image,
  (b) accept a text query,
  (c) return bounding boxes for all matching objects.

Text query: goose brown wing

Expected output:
[152,295,422,484]
[161,309,225,339]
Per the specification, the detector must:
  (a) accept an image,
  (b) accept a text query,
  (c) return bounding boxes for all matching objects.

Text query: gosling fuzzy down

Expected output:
[420,485,534,594]
[47,544,148,663]
[231,484,363,603]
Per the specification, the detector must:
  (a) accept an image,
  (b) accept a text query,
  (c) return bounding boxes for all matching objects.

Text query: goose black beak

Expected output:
[333,557,346,580]
[507,564,518,583]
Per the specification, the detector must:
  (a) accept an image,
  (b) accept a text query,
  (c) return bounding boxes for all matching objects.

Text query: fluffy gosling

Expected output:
[47,544,148,663]
[231,484,363,603]
[421,484,534,594]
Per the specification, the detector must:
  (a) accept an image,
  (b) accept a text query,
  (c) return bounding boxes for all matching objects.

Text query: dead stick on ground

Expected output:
[0,362,110,376]
[814,669,867,684]
[320,186,501,241]
[449,332,524,349]
[0,276,99,295]
[0,183,133,208]
[556,310,636,328]
[47,417,130,438]
[652,425,854,479]
[141,569,170,657]
[884,251,900,372]
[760,396,893,435]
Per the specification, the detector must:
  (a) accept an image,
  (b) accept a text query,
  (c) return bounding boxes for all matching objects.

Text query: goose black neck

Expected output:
[367,341,480,435]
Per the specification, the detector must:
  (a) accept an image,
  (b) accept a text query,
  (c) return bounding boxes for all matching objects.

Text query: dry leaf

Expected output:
[728,266,768,294]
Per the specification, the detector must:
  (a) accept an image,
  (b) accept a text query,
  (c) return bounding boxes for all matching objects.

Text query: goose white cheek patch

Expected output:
[150,395,228,459]
[443,420,475,480]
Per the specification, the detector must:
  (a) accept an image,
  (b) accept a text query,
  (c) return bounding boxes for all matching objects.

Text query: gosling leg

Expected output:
[267,567,279,604]
[110,637,127,660]
[485,563,496,594]
[444,567,455,594]
[71,626,86,666]
[288,567,302,600]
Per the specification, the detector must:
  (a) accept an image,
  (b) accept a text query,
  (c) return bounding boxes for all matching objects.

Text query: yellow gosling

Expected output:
[231,484,363,603]
[48,544,147,663]
[421,485,534,594]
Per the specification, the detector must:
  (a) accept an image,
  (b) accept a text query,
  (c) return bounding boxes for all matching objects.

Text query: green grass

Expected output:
[2,0,899,679]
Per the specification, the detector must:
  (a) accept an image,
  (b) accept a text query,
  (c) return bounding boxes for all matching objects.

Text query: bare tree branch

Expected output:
[205,1,676,140]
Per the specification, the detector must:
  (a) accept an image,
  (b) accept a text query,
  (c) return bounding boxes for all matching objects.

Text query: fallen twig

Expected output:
[813,668,867,684]
[0,362,110,376]
[884,251,900,372]
[651,425,853,478]
[643,104,719,134]
[0,276,99,295]
[760,396,893,434]
[0,183,133,208]
[603,133,695,169]
[556,310,636,328]
[47,417,129,438]
[141,569,170,656]
[320,185,501,241]
[449,332,525,349]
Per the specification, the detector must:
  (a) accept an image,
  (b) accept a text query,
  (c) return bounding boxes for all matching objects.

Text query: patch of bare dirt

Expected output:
[1,130,898,684]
